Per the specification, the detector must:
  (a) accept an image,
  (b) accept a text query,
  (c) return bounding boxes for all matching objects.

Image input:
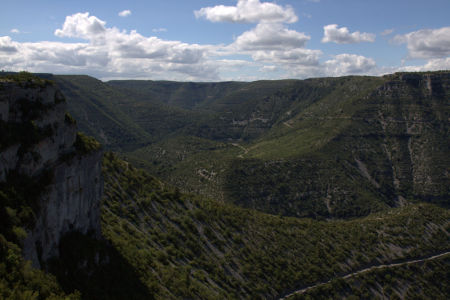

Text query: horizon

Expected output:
[3,69,449,84]
[1,0,449,81]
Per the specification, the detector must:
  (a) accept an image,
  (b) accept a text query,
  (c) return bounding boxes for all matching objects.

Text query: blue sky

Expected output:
[1,0,449,81]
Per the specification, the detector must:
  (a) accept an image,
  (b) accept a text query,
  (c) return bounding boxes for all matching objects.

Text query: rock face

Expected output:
[0,77,102,267]
[225,72,450,218]
[374,72,450,200]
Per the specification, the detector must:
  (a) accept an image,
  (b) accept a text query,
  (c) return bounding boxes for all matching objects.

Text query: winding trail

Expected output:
[279,250,450,299]
[231,143,249,158]
[283,121,294,128]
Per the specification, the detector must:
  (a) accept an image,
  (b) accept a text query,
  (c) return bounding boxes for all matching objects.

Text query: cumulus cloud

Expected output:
[53,13,211,64]
[322,24,375,44]
[118,10,132,17]
[194,0,298,24]
[0,13,222,81]
[232,23,310,51]
[252,49,321,66]
[55,12,106,39]
[6,11,439,81]
[393,26,450,59]
[0,36,19,53]
[227,22,321,72]
[323,54,376,76]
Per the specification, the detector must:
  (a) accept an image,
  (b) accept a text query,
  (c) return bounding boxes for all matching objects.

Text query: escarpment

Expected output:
[219,73,450,217]
[0,75,103,267]
[367,72,450,202]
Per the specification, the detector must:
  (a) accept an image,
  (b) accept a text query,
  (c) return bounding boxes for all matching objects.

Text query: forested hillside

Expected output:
[96,153,449,299]
[55,72,449,218]
[1,71,448,299]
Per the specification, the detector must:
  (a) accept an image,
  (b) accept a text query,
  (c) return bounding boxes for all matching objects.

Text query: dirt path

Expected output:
[231,143,249,158]
[283,121,294,128]
[279,250,450,299]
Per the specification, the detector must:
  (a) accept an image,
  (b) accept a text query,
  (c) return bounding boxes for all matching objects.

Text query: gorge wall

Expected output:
[0,75,103,267]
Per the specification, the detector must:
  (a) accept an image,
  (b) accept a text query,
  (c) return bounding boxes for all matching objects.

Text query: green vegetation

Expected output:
[0,234,80,300]
[293,255,450,299]
[0,71,53,88]
[50,75,155,151]
[1,71,448,299]
[74,132,101,155]
[224,157,392,218]
[100,153,449,299]
[57,72,450,218]
[64,112,76,125]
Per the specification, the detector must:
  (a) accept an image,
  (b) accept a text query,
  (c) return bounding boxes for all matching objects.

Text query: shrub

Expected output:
[74,132,101,155]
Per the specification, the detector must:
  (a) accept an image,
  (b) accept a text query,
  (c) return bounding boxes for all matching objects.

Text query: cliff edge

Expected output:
[0,73,103,267]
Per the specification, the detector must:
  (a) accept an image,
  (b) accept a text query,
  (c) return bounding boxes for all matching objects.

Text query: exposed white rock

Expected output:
[0,79,103,268]
[23,151,103,267]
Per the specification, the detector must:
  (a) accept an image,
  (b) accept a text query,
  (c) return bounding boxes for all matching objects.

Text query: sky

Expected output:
[1,0,449,81]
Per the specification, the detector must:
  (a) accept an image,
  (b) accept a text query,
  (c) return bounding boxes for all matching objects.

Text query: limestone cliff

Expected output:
[224,72,450,218]
[371,72,450,201]
[0,74,102,267]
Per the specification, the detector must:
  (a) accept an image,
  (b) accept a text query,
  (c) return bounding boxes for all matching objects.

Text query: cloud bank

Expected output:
[0,7,447,81]
[1,13,218,80]
[394,26,450,59]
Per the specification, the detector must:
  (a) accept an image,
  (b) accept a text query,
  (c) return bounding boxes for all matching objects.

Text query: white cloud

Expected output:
[55,12,106,39]
[0,12,377,81]
[118,10,131,17]
[152,28,167,33]
[393,26,450,59]
[397,57,450,72]
[0,36,19,53]
[232,23,310,51]
[7,11,447,81]
[252,49,321,66]
[323,54,376,76]
[0,13,222,81]
[53,13,210,63]
[194,0,298,24]
[10,29,20,34]
[322,24,375,44]
[229,23,320,71]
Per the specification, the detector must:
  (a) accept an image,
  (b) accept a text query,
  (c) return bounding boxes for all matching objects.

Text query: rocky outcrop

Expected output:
[0,76,102,267]
[23,151,102,267]
[374,72,450,201]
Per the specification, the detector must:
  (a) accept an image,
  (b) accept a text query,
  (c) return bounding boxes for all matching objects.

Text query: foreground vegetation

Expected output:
[95,153,449,299]
[292,255,450,299]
